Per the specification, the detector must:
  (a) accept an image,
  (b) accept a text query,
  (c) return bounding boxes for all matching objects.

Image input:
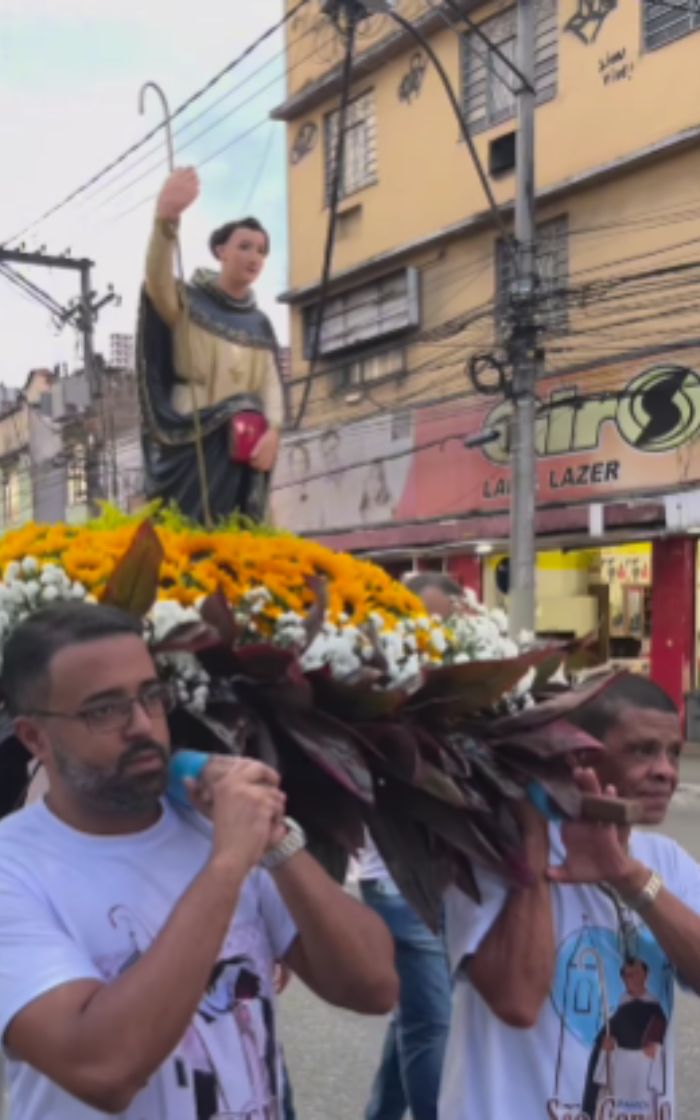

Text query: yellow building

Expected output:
[271,0,700,710]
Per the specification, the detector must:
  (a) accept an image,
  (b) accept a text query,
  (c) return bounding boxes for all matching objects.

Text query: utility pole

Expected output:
[0,246,119,513]
[79,264,96,397]
[0,247,117,400]
[508,0,540,639]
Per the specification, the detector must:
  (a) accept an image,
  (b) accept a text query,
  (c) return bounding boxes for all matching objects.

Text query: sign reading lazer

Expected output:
[481,365,700,466]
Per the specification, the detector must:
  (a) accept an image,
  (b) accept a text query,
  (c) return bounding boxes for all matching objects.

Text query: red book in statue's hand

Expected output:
[229,411,269,464]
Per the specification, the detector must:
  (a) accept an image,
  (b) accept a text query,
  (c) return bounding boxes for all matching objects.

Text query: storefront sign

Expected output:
[273,350,700,538]
[472,362,700,509]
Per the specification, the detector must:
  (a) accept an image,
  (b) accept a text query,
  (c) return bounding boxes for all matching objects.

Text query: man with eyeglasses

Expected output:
[0,602,397,1120]
[439,673,700,1120]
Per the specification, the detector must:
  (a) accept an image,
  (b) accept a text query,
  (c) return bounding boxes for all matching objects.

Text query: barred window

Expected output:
[461,0,558,133]
[496,216,569,336]
[67,446,88,507]
[643,0,700,50]
[324,90,378,203]
[337,347,407,395]
[304,269,420,358]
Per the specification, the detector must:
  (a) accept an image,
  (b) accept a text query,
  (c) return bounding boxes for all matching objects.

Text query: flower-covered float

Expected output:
[0,507,620,928]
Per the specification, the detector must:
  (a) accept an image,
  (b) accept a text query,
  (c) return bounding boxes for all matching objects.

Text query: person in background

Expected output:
[439,673,700,1120]
[403,572,464,621]
[359,571,460,1120]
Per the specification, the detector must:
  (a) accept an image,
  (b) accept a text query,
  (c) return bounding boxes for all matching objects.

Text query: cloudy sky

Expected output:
[0,0,291,386]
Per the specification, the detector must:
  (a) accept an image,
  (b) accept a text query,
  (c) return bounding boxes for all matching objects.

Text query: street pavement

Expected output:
[279,756,700,1120]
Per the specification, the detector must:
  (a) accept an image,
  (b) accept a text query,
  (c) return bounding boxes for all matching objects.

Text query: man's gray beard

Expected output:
[53,746,167,815]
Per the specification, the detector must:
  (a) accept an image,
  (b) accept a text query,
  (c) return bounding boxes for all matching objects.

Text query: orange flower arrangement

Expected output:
[0,511,426,629]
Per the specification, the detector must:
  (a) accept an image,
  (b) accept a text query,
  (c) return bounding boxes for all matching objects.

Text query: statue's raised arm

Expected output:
[137,168,284,524]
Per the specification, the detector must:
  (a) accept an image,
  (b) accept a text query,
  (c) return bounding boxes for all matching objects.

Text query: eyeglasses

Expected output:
[27,681,176,734]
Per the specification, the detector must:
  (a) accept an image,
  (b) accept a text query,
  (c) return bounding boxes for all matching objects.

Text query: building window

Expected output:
[495,216,569,336]
[643,0,700,50]
[461,0,558,133]
[304,269,420,358]
[2,470,21,525]
[335,346,406,395]
[324,90,377,203]
[67,446,88,507]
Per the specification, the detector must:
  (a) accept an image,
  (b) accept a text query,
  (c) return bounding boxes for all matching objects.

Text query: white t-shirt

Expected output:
[440,827,700,1120]
[357,834,392,884]
[0,798,297,1120]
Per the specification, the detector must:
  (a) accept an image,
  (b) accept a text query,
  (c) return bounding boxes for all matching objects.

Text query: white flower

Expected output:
[40,586,59,603]
[490,608,509,634]
[40,564,64,585]
[500,638,519,659]
[21,557,39,576]
[71,582,87,599]
[23,580,40,601]
[5,562,20,581]
[329,648,362,680]
[150,600,199,643]
[430,628,447,655]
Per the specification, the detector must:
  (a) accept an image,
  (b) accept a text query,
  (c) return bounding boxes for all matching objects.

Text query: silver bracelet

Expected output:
[622,869,664,914]
[260,817,306,872]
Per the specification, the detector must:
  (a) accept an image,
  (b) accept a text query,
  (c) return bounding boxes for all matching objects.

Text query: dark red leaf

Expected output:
[200,590,240,646]
[490,673,622,736]
[309,671,408,721]
[153,620,221,655]
[231,644,300,681]
[491,718,604,759]
[280,708,375,804]
[366,807,451,932]
[100,521,163,617]
[409,647,554,716]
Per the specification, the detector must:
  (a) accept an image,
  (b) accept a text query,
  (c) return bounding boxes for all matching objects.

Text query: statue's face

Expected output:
[217,226,269,291]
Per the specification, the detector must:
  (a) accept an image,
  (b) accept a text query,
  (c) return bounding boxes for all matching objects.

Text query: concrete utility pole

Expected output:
[0,246,118,512]
[0,247,117,401]
[508,0,540,639]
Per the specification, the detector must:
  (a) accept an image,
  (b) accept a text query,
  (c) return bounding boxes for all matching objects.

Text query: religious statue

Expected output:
[137,167,284,524]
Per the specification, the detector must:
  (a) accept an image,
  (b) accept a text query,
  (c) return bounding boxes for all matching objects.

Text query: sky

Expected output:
[0,0,291,386]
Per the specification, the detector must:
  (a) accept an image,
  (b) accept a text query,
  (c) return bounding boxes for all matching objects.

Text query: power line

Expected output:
[91,30,325,216]
[76,39,296,208]
[291,12,359,429]
[241,124,278,211]
[111,117,272,223]
[430,0,532,93]
[2,0,312,247]
[0,265,68,324]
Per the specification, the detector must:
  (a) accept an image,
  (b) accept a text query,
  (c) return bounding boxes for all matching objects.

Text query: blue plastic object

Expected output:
[167,750,209,806]
[526,780,563,822]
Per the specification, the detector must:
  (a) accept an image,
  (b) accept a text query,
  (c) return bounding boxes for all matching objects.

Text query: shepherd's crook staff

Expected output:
[139,80,213,529]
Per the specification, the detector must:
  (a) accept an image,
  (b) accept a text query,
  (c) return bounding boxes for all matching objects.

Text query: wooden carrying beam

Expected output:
[580,794,644,825]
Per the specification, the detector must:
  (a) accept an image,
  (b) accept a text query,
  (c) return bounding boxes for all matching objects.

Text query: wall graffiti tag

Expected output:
[565,0,618,45]
[290,122,318,166]
[598,46,635,85]
[398,52,428,104]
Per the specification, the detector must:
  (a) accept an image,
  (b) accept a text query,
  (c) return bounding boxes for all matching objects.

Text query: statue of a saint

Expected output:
[137,167,284,523]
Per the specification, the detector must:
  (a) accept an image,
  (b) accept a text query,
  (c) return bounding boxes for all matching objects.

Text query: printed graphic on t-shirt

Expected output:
[97,904,279,1120]
[547,918,674,1120]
